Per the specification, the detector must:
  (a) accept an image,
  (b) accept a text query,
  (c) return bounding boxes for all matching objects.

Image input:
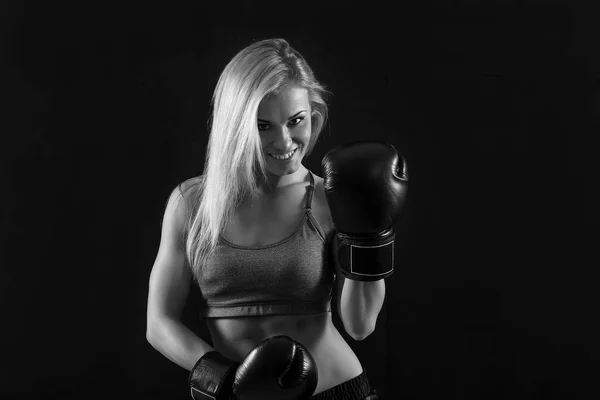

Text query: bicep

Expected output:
[318,177,345,323]
[326,228,346,325]
[334,269,345,320]
[147,186,193,321]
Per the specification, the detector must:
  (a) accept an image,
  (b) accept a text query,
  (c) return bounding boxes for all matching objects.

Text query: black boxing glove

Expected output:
[189,335,318,400]
[321,141,408,281]
[189,351,237,400]
[233,335,318,400]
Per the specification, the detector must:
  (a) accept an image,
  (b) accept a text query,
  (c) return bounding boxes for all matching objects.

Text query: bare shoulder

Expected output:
[179,175,203,197]
[172,175,202,208]
[310,172,325,202]
[310,172,335,238]
[310,172,326,201]
[162,175,202,229]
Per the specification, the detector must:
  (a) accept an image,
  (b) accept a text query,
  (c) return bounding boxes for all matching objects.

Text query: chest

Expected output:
[222,182,332,247]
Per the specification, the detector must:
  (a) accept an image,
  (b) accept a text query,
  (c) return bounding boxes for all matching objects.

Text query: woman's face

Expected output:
[257,84,312,177]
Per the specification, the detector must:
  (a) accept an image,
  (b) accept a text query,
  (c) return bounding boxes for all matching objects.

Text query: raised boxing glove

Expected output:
[321,141,408,281]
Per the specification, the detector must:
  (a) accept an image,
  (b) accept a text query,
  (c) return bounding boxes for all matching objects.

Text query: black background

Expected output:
[2,1,599,399]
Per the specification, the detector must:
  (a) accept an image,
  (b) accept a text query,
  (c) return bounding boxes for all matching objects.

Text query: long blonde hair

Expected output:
[183,38,330,282]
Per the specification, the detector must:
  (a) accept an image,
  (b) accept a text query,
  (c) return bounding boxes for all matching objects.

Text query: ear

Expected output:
[310,110,322,133]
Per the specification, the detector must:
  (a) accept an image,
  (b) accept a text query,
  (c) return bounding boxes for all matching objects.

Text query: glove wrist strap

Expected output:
[336,228,395,281]
[189,351,238,400]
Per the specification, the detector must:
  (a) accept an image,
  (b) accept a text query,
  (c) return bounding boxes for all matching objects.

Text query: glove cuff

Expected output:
[335,228,395,281]
[189,351,238,400]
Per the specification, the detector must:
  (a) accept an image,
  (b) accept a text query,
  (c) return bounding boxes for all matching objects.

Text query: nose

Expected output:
[272,125,293,150]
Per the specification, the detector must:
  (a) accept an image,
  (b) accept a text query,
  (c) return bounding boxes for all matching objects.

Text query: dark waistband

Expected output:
[311,369,374,400]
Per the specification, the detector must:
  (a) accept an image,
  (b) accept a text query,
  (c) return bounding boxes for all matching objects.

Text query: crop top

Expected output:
[198,171,335,318]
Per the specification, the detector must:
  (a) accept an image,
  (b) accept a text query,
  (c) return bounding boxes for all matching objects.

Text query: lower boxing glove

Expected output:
[189,335,318,400]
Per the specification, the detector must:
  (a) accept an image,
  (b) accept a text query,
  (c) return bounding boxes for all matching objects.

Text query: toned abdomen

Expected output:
[206,311,363,395]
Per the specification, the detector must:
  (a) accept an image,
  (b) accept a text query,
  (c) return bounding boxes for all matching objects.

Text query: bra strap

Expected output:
[305,171,315,210]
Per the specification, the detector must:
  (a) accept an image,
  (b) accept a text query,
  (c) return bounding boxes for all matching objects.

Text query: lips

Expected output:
[269,148,297,156]
[268,148,297,160]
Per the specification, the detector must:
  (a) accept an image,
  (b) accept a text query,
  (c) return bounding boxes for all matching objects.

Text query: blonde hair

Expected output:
[183,38,330,282]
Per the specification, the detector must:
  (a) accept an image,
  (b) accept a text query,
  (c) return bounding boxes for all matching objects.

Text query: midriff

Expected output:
[205,311,363,395]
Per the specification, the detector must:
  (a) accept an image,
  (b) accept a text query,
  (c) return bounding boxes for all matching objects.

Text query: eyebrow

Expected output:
[257,110,306,123]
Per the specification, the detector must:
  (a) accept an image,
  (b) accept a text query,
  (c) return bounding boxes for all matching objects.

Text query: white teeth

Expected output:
[269,148,296,160]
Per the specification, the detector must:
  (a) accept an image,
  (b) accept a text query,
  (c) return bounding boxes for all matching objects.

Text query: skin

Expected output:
[207,84,365,394]
[256,84,313,193]
[146,83,384,397]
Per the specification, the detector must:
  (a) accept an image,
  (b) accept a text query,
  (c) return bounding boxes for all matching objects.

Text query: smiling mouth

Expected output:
[268,148,298,161]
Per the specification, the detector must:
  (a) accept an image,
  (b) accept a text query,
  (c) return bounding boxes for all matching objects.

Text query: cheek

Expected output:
[300,121,312,141]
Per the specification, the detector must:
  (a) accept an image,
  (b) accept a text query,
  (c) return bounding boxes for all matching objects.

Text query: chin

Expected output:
[266,165,298,177]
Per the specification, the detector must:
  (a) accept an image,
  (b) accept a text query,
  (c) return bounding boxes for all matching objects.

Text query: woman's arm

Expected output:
[316,175,387,341]
[338,275,386,341]
[146,185,213,371]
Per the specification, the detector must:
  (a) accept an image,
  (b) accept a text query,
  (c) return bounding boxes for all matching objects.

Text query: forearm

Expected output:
[147,316,214,371]
[340,279,386,340]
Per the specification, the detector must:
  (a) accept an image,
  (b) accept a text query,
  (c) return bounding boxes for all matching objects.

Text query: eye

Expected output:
[257,123,270,131]
[289,117,304,126]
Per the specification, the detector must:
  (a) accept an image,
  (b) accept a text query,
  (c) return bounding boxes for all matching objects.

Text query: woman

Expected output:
[146,38,385,399]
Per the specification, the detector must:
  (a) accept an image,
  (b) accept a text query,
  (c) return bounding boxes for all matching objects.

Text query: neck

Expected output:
[257,165,308,194]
